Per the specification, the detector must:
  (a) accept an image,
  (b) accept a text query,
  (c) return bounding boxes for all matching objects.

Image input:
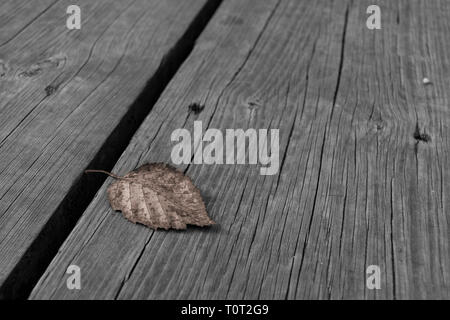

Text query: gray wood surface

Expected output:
[28,0,450,299]
[0,0,218,298]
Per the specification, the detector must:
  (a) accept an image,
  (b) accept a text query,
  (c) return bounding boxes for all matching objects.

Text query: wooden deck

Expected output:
[1,0,450,299]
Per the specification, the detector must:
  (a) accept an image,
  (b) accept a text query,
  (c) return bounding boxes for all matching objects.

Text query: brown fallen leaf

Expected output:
[85,163,214,230]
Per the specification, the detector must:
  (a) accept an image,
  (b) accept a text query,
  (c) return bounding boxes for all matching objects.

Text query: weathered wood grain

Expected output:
[0,0,220,298]
[31,0,450,299]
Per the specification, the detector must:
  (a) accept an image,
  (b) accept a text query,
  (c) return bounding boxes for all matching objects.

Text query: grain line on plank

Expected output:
[0,0,223,299]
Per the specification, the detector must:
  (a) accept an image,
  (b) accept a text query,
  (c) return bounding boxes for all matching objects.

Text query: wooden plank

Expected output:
[31,0,450,299]
[0,0,220,298]
[0,0,57,48]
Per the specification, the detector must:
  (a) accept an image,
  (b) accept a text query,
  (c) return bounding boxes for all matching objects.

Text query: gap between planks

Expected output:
[0,0,223,299]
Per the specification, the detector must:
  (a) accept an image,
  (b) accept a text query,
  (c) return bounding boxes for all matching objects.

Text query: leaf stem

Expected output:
[84,169,122,180]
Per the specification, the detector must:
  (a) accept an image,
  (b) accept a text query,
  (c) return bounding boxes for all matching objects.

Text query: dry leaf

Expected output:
[86,163,214,230]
